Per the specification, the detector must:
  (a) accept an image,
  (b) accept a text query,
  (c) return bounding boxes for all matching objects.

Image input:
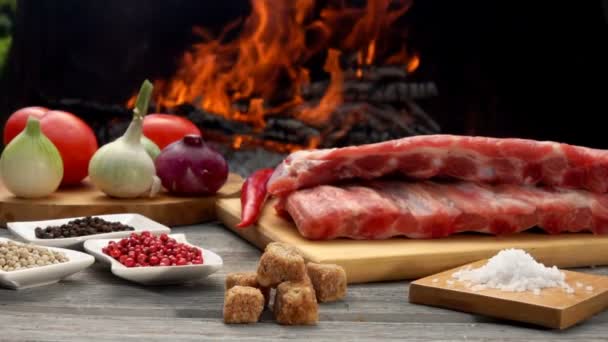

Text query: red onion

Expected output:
[155,135,228,195]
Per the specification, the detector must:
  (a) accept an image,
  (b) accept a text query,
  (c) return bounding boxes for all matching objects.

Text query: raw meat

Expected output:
[268,135,608,196]
[284,180,608,240]
[495,185,608,234]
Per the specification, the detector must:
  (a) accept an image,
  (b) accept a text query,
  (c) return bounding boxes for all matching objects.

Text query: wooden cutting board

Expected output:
[217,197,608,283]
[409,260,608,329]
[0,173,243,227]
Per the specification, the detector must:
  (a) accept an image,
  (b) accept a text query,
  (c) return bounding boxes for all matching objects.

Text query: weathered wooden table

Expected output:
[1,223,608,341]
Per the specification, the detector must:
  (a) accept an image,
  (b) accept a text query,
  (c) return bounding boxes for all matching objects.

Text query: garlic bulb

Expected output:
[0,117,63,198]
[88,80,160,198]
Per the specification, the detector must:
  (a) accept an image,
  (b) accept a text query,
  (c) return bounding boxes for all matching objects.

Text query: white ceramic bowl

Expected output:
[83,233,223,285]
[0,237,95,290]
[7,213,171,249]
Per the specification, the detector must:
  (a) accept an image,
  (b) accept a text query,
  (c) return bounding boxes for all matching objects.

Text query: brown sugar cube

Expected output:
[306,262,347,303]
[302,271,313,286]
[274,280,318,325]
[223,286,264,324]
[257,242,306,287]
[225,272,271,306]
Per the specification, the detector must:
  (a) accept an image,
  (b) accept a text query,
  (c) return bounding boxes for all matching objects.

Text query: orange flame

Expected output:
[230,134,320,153]
[366,40,377,66]
[129,0,417,150]
[298,49,343,126]
[407,54,420,73]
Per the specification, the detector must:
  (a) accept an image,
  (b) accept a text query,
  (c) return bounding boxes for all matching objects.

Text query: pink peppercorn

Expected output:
[104,231,204,268]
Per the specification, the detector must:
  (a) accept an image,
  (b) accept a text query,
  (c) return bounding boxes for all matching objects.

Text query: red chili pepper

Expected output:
[236,168,275,228]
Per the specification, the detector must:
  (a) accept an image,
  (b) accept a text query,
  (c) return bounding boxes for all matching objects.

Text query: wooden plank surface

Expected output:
[0,174,242,227]
[0,223,608,342]
[410,260,608,329]
[2,224,608,341]
[216,197,608,283]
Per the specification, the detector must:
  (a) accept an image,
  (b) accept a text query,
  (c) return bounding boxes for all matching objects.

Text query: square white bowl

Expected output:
[83,233,223,285]
[0,237,95,290]
[7,213,171,249]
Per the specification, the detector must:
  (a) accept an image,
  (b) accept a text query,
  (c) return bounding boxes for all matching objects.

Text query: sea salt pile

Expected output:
[452,249,572,293]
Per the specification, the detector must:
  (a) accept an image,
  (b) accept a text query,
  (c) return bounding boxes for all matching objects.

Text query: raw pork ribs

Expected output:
[284,181,608,240]
[269,135,608,195]
[267,135,608,240]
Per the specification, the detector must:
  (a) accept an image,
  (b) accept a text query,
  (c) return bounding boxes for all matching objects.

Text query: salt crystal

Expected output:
[452,249,569,293]
[586,286,593,292]
[446,280,454,286]
[432,278,439,283]
[533,288,541,295]
[576,282,583,288]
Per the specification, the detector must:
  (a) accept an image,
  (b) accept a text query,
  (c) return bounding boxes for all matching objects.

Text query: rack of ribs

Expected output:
[244,135,608,240]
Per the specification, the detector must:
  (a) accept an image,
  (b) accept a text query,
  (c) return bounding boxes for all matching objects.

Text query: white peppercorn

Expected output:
[0,241,68,272]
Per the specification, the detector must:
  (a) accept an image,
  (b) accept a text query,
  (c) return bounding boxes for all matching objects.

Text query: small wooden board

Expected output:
[0,173,243,227]
[217,197,608,284]
[409,260,608,329]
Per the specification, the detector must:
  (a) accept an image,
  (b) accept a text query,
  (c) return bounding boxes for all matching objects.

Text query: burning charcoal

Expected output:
[38,97,134,145]
[410,83,421,99]
[223,148,286,176]
[314,100,440,148]
[343,69,361,81]
[373,66,409,80]
[171,103,198,116]
[355,89,370,102]
[396,82,409,102]
[231,100,250,113]
[370,87,386,103]
[383,83,399,103]
[177,105,252,135]
[389,82,440,101]
[339,52,360,69]
[266,117,317,134]
[347,130,372,145]
[343,91,355,102]
[305,74,440,105]
[44,97,132,119]
[405,100,441,134]
[301,81,328,100]
[426,82,439,97]
[261,117,320,145]
[343,82,373,100]
[344,66,409,82]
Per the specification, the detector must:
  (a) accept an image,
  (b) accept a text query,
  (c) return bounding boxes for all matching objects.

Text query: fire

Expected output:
[128,0,418,150]
[231,134,319,153]
[407,54,420,73]
[298,49,343,126]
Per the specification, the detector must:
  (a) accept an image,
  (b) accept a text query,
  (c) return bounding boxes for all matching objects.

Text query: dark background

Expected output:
[1,0,607,147]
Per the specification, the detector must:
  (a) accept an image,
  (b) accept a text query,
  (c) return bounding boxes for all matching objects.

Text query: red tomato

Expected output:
[3,107,99,185]
[2,107,49,142]
[142,114,201,150]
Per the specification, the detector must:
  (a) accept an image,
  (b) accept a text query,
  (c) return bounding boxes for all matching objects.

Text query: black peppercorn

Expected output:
[35,216,135,239]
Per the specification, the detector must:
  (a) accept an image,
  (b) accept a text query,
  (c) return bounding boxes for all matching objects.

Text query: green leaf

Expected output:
[0,0,17,13]
[0,36,11,70]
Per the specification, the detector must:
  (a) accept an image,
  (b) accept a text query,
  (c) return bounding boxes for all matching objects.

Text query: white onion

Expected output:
[0,117,63,198]
[88,80,160,198]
